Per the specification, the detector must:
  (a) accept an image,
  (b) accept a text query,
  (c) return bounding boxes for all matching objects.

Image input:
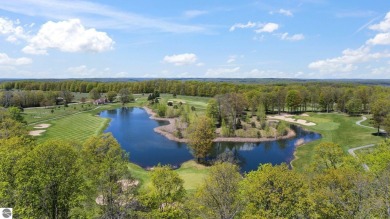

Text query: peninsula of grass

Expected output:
[291,112,384,172]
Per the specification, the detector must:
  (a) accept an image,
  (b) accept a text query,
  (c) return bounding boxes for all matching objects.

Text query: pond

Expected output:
[100,107,321,172]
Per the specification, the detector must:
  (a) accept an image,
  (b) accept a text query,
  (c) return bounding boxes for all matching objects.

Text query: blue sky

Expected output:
[0,0,390,79]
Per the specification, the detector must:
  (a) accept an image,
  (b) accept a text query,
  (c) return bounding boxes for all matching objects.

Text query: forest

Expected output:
[0,79,390,218]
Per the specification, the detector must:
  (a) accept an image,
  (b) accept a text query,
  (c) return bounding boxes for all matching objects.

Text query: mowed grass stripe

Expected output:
[37,113,109,143]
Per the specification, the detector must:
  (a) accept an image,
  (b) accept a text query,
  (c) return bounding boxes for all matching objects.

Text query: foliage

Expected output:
[141,165,186,218]
[240,164,314,218]
[14,140,83,218]
[81,133,133,218]
[286,90,302,113]
[190,162,243,219]
[89,88,101,100]
[118,88,134,106]
[346,97,362,115]
[106,90,117,102]
[157,103,168,117]
[312,142,345,171]
[187,116,215,161]
[370,98,390,134]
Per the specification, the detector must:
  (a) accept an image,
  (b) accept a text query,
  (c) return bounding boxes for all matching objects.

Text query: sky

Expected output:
[0,0,390,79]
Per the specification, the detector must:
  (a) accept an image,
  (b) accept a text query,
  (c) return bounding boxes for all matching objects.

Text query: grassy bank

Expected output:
[128,160,209,193]
[291,112,384,171]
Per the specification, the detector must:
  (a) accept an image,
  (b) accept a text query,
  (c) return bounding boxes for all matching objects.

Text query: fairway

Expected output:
[36,112,109,143]
[292,113,384,171]
[128,160,209,193]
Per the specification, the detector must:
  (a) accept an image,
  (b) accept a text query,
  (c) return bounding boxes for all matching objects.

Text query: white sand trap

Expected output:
[294,138,305,146]
[300,113,310,117]
[34,123,51,129]
[268,115,316,126]
[29,130,46,136]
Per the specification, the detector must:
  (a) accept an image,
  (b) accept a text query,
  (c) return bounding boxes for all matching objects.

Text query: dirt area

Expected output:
[34,123,51,129]
[29,130,46,136]
[143,107,188,143]
[267,114,316,126]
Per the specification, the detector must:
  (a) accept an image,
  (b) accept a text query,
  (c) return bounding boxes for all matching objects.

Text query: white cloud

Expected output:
[280,32,305,41]
[205,67,240,77]
[22,19,114,55]
[0,53,32,65]
[367,33,390,45]
[367,12,390,45]
[0,0,206,33]
[255,23,279,33]
[227,55,236,64]
[163,53,198,66]
[370,66,390,75]
[229,21,257,32]
[183,10,208,18]
[308,46,390,73]
[0,17,29,43]
[270,9,293,17]
[369,12,390,32]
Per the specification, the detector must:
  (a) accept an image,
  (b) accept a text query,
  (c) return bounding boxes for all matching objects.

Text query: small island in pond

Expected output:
[142,92,297,144]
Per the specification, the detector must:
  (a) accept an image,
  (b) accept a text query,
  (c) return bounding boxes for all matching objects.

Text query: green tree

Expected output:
[313,142,345,171]
[206,98,220,124]
[190,162,243,219]
[82,133,133,218]
[106,91,117,102]
[7,107,24,123]
[89,88,101,101]
[187,116,215,162]
[286,90,302,113]
[60,90,74,104]
[346,97,362,115]
[118,88,134,106]
[0,137,34,208]
[256,104,266,124]
[371,98,390,135]
[311,168,373,218]
[241,164,313,218]
[15,140,83,218]
[143,165,186,218]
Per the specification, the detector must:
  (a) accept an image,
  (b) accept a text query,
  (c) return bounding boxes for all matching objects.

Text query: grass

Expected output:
[24,93,211,192]
[161,94,210,115]
[291,112,384,171]
[128,160,209,193]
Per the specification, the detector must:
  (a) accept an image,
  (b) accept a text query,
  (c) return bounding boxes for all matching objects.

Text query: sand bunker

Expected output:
[29,130,46,136]
[34,123,51,129]
[268,114,316,126]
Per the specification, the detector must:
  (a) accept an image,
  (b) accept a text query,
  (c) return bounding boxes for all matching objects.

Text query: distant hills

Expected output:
[1,78,390,86]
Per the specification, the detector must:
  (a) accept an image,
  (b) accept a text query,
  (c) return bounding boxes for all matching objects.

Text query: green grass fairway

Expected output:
[36,112,109,143]
[292,113,384,171]
[128,160,209,193]
[161,94,210,114]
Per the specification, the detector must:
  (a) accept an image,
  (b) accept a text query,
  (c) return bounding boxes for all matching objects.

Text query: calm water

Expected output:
[100,108,321,172]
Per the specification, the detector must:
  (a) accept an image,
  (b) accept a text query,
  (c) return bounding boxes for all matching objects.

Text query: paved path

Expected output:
[347,144,376,171]
[356,116,385,132]
[28,106,101,126]
[347,116,384,171]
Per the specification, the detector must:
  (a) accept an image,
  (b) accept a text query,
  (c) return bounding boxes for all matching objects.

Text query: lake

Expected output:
[100,107,321,172]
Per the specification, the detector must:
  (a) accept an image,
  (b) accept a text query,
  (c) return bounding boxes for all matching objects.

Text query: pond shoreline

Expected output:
[143,106,296,143]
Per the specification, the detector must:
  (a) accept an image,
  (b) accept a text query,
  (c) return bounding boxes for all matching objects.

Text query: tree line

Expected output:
[1,100,390,218]
[1,79,388,113]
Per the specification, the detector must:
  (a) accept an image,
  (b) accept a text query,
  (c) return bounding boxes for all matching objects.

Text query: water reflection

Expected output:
[100,108,321,172]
